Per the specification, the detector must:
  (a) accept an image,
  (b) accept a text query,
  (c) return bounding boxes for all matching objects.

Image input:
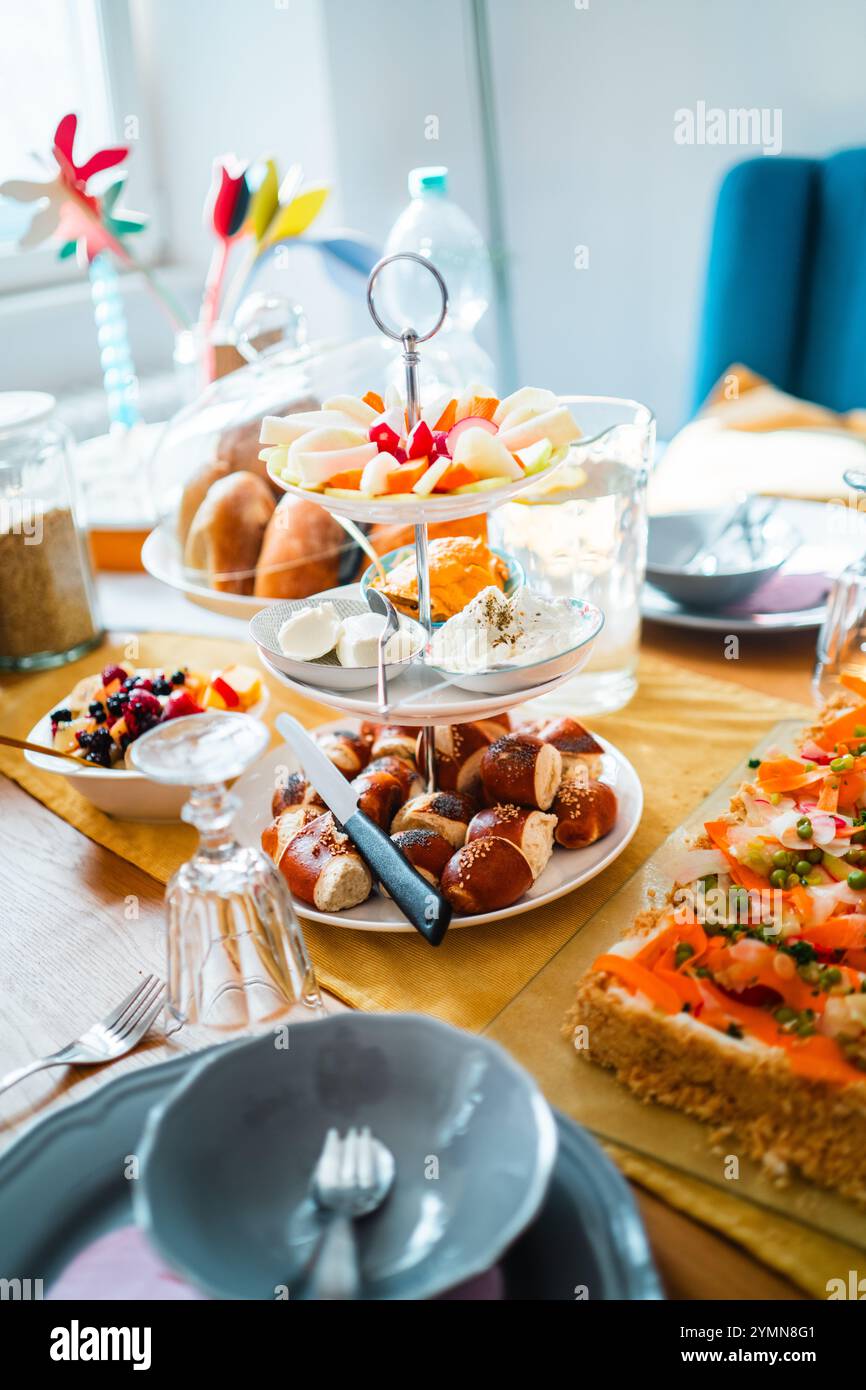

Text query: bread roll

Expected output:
[369,724,418,762]
[352,768,404,830]
[536,717,604,781]
[183,471,275,594]
[254,495,346,599]
[314,729,370,778]
[466,804,556,880]
[364,755,423,805]
[440,836,533,914]
[480,734,562,811]
[390,790,477,846]
[178,458,232,545]
[553,779,617,849]
[276,812,372,911]
[389,828,454,886]
[430,721,503,796]
[271,771,326,818]
[261,805,324,863]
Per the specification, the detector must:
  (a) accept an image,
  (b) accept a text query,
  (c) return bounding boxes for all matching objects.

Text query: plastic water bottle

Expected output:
[383,167,493,340]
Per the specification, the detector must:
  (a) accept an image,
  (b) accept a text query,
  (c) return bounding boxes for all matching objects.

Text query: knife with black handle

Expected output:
[276,714,451,945]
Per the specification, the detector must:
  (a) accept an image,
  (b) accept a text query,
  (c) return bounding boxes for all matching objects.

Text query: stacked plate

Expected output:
[0,1015,661,1301]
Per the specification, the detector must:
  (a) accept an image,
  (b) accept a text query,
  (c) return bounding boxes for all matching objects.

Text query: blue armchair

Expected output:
[692,148,866,415]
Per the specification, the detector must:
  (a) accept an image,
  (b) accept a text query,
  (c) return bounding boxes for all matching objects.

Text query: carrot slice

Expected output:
[327,468,364,490]
[433,463,477,492]
[363,390,385,413]
[634,918,707,970]
[814,703,866,752]
[433,398,457,431]
[800,916,866,950]
[462,394,499,422]
[592,954,681,1013]
[842,673,866,701]
[817,778,840,813]
[655,966,704,1010]
[702,821,772,893]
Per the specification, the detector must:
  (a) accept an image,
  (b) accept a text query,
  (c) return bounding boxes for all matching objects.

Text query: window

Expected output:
[0,0,159,293]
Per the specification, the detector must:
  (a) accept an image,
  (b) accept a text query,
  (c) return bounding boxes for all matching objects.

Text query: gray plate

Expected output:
[0,1048,660,1301]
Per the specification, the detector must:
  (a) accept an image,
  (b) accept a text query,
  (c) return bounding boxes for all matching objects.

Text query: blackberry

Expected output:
[171,670,186,685]
[83,727,114,767]
[152,678,173,696]
[89,701,108,724]
[50,707,72,729]
[77,731,93,748]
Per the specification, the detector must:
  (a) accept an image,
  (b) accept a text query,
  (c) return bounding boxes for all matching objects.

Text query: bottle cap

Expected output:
[408,166,448,197]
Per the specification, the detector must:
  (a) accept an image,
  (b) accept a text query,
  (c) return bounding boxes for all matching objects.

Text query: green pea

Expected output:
[848,869,866,890]
[794,860,812,877]
[769,868,788,889]
[786,872,802,889]
[771,849,793,869]
[806,847,824,864]
[774,1006,797,1024]
[674,943,694,968]
[796,818,813,840]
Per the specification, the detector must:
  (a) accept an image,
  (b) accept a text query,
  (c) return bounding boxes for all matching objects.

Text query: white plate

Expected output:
[258,647,585,726]
[141,523,271,620]
[24,695,269,822]
[234,719,643,932]
[642,497,866,633]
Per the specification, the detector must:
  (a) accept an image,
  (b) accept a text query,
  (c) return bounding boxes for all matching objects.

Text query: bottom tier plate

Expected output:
[234,719,643,931]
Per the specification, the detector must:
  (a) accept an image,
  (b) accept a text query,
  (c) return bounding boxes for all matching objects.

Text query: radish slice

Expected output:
[667,848,731,885]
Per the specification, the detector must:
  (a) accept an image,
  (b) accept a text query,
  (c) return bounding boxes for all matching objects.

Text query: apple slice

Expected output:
[452,427,523,480]
[322,395,379,426]
[294,443,378,489]
[360,451,401,495]
[492,386,557,427]
[412,455,452,496]
[497,405,580,452]
[259,411,358,446]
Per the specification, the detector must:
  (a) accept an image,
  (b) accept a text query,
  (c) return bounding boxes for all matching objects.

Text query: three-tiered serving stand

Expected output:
[262,252,602,790]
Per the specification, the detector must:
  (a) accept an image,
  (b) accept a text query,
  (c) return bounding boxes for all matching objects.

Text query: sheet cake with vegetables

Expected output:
[567,675,866,1203]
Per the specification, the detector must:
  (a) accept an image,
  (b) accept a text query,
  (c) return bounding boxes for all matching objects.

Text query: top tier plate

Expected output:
[266,454,567,525]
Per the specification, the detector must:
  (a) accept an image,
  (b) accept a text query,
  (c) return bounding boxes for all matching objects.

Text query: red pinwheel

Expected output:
[200,156,251,379]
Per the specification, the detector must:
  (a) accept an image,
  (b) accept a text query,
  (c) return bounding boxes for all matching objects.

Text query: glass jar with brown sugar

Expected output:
[0,393,103,670]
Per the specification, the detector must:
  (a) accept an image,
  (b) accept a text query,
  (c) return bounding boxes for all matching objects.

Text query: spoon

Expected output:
[365,587,401,715]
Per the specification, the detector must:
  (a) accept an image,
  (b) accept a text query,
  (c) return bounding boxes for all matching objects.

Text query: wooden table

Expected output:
[0,611,818,1300]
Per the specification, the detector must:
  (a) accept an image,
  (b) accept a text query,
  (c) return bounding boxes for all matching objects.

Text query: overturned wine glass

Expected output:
[131,712,323,1032]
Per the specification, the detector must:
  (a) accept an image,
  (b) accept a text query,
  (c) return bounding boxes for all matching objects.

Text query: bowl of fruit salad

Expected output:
[24,661,268,820]
[259,384,580,524]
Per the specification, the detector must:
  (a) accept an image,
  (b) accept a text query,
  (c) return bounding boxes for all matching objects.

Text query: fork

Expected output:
[300,1125,396,1300]
[0,974,165,1097]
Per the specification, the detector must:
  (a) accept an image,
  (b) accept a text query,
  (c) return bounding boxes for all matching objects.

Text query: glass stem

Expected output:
[182,783,239,859]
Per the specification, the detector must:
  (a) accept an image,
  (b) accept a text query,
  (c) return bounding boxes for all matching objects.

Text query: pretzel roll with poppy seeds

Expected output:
[553,779,617,849]
[440,836,533,914]
[390,790,477,847]
[536,717,603,781]
[388,828,454,886]
[480,733,562,810]
[271,771,326,818]
[466,804,556,880]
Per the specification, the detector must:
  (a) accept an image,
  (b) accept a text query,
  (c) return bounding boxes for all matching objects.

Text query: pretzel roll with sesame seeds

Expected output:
[261,804,324,864]
[441,836,534,914]
[390,790,477,847]
[553,779,617,849]
[276,811,372,911]
[466,804,556,880]
[536,717,604,781]
[429,720,505,795]
[388,828,454,887]
[480,733,562,811]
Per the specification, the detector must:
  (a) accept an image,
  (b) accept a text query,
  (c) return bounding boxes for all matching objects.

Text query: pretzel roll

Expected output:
[480,734,562,811]
[271,771,326,818]
[314,728,370,778]
[364,755,424,805]
[537,717,604,781]
[441,837,533,915]
[261,805,324,863]
[277,812,372,911]
[466,804,556,881]
[370,724,418,762]
[429,720,502,795]
[351,769,404,830]
[389,828,454,886]
[553,779,617,849]
[390,790,477,847]
[359,721,380,748]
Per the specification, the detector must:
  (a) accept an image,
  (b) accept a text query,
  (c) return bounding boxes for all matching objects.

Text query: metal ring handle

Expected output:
[366,253,449,343]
